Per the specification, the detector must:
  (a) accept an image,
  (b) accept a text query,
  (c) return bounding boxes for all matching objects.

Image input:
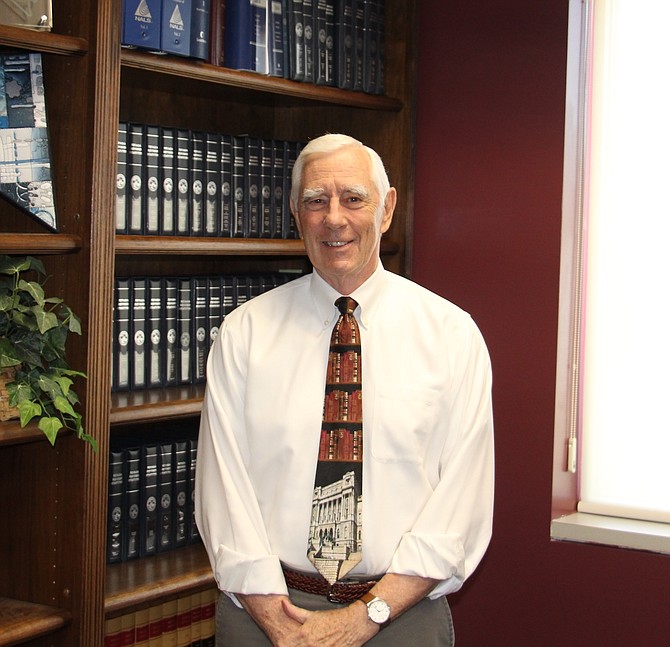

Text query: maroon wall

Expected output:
[413,1,669,645]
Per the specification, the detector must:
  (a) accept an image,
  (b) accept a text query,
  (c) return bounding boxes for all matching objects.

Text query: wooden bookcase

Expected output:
[0,1,416,644]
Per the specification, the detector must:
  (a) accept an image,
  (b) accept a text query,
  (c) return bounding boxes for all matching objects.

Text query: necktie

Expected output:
[307,297,363,584]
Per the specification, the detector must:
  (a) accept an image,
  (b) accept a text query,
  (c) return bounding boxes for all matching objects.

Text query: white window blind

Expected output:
[572,0,670,524]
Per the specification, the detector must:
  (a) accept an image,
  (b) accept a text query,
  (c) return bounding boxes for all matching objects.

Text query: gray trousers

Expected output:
[216,587,455,646]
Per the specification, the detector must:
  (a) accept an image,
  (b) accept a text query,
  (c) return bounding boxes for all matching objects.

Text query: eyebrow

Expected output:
[300,184,370,203]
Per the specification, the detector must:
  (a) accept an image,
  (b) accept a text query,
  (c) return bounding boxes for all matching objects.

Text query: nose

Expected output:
[323,201,346,229]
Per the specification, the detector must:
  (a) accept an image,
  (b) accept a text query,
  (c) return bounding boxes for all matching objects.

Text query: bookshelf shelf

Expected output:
[0,597,71,646]
[105,544,214,619]
[0,419,68,448]
[110,385,206,426]
[0,233,82,255]
[114,235,400,257]
[121,49,403,111]
[0,25,87,55]
[115,235,306,256]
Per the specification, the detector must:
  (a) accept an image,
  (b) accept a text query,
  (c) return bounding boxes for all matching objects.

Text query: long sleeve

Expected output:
[195,318,289,596]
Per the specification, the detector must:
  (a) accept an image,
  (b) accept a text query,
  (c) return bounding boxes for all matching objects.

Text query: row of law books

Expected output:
[104,589,217,646]
[122,0,213,61]
[107,435,201,564]
[122,0,385,94]
[116,122,304,238]
[112,272,298,393]
[224,0,386,94]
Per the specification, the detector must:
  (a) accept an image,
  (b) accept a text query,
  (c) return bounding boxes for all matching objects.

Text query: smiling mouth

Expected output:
[323,240,351,247]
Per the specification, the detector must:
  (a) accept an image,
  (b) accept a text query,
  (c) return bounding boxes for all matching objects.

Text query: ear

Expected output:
[380,187,396,234]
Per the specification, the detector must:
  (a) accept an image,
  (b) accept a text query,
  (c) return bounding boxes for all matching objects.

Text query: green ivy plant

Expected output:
[0,255,96,450]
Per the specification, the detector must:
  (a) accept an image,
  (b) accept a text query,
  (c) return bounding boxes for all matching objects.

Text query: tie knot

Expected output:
[335,296,358,316]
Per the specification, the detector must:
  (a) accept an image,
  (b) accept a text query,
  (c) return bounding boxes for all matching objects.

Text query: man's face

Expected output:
[292,146,395,295]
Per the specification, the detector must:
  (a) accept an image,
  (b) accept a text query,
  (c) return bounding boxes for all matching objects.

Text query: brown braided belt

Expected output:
[282,566,379,604]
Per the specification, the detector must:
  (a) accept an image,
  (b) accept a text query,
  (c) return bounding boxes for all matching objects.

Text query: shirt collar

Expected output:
[309,261,387,331]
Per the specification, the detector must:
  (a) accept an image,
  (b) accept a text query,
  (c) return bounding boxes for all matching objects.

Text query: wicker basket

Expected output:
[0,366,19,421]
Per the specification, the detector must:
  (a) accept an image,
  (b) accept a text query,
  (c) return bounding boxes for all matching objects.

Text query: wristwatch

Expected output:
[359,592,391,627]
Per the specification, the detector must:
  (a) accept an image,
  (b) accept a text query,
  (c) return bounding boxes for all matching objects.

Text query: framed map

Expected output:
[0,52,57,231]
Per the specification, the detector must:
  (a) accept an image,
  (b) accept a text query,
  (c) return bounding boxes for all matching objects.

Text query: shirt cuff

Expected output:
[388,532,466,597]
[214,545,289,597]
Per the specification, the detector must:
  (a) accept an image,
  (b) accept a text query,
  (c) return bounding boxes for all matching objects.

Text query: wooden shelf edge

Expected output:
[0,419,44,447]
[0,597,71,647]
[121,49,403,111]
[0,233,83,255]
[105,544,215,618]
[114,235,400,257]
[110,385,205,426]
[115,235,307,256]
[0,25,87,55]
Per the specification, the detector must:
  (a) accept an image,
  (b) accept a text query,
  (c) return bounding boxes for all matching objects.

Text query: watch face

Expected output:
[368,599,391,624]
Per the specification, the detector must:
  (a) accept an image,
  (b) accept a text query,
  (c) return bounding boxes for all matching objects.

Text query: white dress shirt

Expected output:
[195,262,494,600]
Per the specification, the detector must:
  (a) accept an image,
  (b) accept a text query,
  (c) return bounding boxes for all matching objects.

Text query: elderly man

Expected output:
[195,133,494,646]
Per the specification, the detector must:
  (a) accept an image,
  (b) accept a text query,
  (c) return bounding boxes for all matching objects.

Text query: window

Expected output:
[551,0,670,551]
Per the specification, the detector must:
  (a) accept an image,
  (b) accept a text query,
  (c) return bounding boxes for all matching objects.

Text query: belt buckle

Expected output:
[326,585,345,604]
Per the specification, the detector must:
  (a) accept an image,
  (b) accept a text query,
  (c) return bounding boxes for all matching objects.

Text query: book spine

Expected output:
[231,135,246,237]
[160,127,176,235]
[200,589,216,645]
[173,440,189,548]
[176,596,192,646]
[336,0,354,89]
[116,122,128,234]
[161,600,178,644]
[131,277,148,390]
[123,0,163,51]
[303,0,315,82]
[193,277,208,383]
[190,131,205,235]
[221,275,235,320]
[113,278,131,392]
[207,276,222,350]
[322,0,336,85]
[362,0,378,93]
[190,0,211,60]
[219,134,233,236]
[269,0,288,77]
[223,0,254,71]
[124,447,141,561]
[315,0,327,85]
[252,0,270,74]
[245,136,261,238]
[145,124,161,234]
[208,0,226,66]
[352,0,365,91]
[188,439,200,542]
[287,0,305,81]
[175,128,191,235]
[134,608,151,647]
[178,278,192,384]
[141,444,159,557]
[107,450,125,564]
[127,123,145,234]
[158,442,174,552]
[260,139,273,237]
[164,277,179,387]
[271,139,285,238]
[147,278,164,388]
[204,132,221,236]
[162,0,192,56]
[283,141,300,238]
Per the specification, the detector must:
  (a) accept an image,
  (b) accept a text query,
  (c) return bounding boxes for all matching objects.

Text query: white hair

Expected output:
[290,133,391,209]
